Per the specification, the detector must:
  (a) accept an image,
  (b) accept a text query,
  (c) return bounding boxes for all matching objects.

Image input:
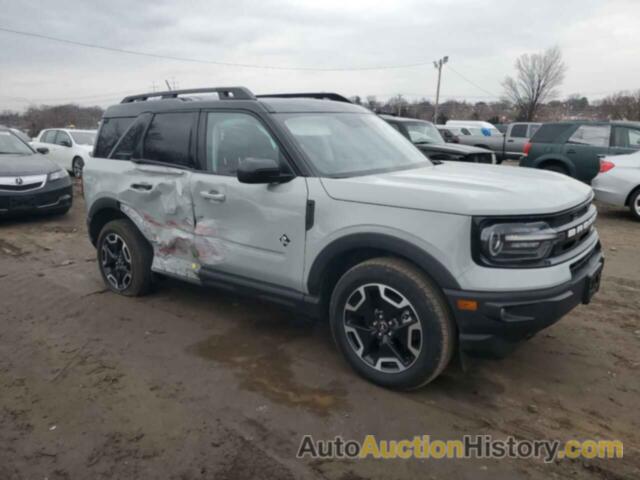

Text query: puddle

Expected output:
[189,315,347,417]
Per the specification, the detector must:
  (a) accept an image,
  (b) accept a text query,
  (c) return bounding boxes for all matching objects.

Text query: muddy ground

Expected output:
[0,180,638,480]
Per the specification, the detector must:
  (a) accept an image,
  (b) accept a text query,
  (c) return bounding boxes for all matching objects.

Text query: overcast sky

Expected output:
[0,0,638,111]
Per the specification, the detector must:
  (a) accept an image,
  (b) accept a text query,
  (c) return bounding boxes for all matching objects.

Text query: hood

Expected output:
[0,153,60,176]
[321,162,593,216]
[415,142,491,156]
[77,144,94,152]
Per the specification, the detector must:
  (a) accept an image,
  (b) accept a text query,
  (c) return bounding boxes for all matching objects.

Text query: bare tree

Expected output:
[503,46,566,121]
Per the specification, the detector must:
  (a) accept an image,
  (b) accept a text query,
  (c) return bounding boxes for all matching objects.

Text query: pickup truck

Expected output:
[440,122,541,162]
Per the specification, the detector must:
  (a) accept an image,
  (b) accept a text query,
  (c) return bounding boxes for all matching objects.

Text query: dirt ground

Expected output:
[0,180,638,480]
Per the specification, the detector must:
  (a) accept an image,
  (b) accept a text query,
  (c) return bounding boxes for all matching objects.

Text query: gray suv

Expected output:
[84,87,604,389]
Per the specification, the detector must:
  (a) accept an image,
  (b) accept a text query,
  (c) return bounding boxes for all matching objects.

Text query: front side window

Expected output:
[567,125,611,147]
[143,112,196,167]
[611,127,640,148]
[404,121,445,145]
[95,117,135,158]
[205,112,284,176]
[0,131,34,155]
[510,124,528,138]
[54,131,72,146]
[277,113,430,177]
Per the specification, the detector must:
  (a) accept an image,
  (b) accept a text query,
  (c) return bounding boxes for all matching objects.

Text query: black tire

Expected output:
[541,163,568,175]
[97,219,153,296]
[629,188,640,221]
[329,257,455,390]
[72,157,84,178]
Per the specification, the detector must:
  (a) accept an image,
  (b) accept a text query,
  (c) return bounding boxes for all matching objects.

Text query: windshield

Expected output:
[70,131,96,145]
[0,131,34,155]
[277,113,430,177]
[404,121,445,145]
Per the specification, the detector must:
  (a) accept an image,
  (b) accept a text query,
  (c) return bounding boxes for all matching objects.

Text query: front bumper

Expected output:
[0,180,73,216]
[444,243,604,358]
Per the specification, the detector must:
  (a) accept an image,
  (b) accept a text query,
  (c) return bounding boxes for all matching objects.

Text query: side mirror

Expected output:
[60,140,72,147]
[237,157,293,184]
[36,147,49,154]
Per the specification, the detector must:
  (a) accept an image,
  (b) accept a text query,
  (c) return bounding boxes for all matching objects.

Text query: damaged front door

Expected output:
[191,111,309,292]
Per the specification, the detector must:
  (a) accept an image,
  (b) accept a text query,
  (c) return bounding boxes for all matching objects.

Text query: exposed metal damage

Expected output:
[117,172,225,283]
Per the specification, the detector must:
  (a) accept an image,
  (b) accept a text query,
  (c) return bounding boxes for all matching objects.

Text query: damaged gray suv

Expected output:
[84,87,604,389]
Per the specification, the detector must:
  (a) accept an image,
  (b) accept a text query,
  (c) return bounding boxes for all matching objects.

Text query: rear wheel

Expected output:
[330,257,455,390]
[629,189,640,221]
[541,162,568,175]
[72,157,84,178]
[97,219,153,296]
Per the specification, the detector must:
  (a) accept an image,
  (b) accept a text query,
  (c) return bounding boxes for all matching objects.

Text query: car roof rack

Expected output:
[120,87,256,103]
[256,92,352,104]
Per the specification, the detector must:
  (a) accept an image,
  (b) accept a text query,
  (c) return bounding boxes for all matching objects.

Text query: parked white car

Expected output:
[592,151,640,220]
[31,128,96,178]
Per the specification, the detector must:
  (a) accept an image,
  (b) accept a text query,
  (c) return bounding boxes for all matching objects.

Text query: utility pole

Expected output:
[433,56,449,124]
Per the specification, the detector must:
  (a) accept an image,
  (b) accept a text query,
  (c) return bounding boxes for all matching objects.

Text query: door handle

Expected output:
[567,149,576,154]
[130,182,153,191]
[200,190,226,202]
[597,154,607,159]
[507,139,514,143]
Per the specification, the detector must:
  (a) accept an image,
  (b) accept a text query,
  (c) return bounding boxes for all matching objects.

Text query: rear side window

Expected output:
[95,117,135,158]
[510,124,528,138]
[142,112,196,167]
[611,127,640,148]
[568,125,610,147]
[54,131,72,146]
[530,123,575,143]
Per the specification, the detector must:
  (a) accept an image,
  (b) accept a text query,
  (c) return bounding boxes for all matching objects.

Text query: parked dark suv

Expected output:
[380,115,495,164]
[521,121,640,183]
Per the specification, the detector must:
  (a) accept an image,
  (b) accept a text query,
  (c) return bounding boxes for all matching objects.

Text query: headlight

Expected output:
[48,169,69,181]
[477,221,559,266]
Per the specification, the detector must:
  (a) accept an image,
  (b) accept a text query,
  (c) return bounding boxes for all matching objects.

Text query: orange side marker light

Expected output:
[456,299,478,311]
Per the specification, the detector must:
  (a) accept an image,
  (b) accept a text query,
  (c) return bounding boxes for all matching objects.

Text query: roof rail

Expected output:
[120,87,256,103]
[256,92,352,104]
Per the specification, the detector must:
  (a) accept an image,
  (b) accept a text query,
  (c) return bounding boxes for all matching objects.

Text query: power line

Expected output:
[0,25,434,72]
[445,65,500,98]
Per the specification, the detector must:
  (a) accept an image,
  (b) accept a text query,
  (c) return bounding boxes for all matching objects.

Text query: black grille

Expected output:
[0,182,44,191]
[0,186,71,211]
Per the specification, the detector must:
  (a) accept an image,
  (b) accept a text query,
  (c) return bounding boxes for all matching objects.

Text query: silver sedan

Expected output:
[592,151,640,220]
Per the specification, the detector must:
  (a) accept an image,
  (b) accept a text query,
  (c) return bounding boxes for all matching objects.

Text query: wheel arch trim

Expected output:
[306,232,461,294]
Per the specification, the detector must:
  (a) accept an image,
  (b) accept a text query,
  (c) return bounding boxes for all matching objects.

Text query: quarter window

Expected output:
[110,114,152,160]
[143,112,196,167]
[567,125,610,147]
[510,124,528,138]
[205,112,284,176]
[95,117,135,158]
[611,127,640,148]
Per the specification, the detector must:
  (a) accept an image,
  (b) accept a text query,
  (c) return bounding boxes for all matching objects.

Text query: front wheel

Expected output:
[97,219,153,296]
[330,258,455,390]
[629,189,640,221]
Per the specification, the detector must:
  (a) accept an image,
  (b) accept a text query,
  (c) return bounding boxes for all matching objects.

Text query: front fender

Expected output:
[306,231,462,295]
